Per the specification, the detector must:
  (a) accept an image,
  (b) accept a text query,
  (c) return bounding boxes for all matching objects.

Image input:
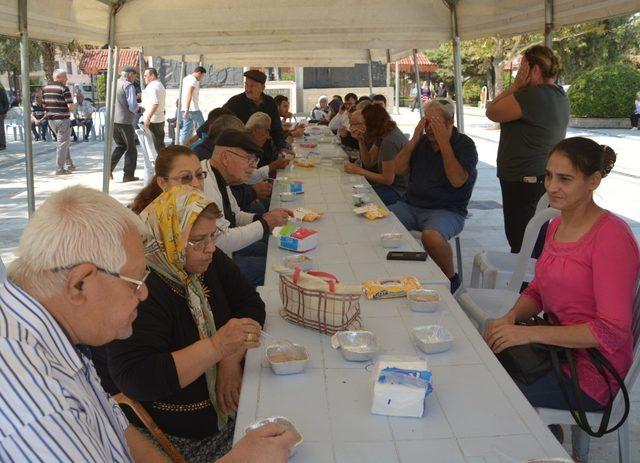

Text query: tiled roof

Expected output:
[79,49,144,75]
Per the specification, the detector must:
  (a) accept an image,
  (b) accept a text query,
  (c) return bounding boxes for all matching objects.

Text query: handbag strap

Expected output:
[543,312,630,437]
[292,268,338,292]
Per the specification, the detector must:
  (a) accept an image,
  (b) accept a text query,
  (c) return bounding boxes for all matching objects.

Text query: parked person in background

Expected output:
[630,91,640,131]
[111,66,140,182]
[435,82,448,98]
[311,95,330,123]
[486,45,569,255]
[141,67,166,152]
[485,138,639,424]
[180,66,207,144]
[391,99,478,293]
[43,69,75,175]
[274,95,305,140]
[106,186,265,462]
[343,104,408,205]
[329,92,357,134]
[224,69,294,162]
[71,92,94,142]
[0,82,8,150]
[410,84,420,112]
[0,184,295,463]
[30,91,49,142]
[371,94,387,108]
[421,81,432,103]
[328,94,343,118]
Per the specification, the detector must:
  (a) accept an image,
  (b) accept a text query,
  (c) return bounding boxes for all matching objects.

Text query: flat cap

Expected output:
[243,69,267,85]
[215,129,263,156]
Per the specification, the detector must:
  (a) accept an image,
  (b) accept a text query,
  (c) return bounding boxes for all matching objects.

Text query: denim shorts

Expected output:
[389,200,465,240]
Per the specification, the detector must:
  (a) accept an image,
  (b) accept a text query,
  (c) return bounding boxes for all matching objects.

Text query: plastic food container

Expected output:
[352,184,369,194]
[282,254,314,271]
[380,233,403,249]
[279,192,296,202]
[352,193,370,205]
[407,289,441,312]
[334,330,378,361]
[266,343,309,375]
[245,416,303,456]
[412,325,453,354]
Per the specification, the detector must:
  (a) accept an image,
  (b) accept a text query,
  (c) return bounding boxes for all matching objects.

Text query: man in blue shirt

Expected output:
[390,99,478,293]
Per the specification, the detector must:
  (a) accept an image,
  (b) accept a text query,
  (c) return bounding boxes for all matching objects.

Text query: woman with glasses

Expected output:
[106,185,265,462]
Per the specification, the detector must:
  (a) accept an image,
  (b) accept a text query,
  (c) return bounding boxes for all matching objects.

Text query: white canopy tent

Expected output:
[1,0,638,212]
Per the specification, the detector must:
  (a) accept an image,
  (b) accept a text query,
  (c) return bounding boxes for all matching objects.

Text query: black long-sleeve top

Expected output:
[105,249,266,439]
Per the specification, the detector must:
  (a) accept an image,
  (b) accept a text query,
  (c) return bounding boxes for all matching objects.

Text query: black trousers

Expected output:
[631,113,639,128]
[148,122,165,153]
[500,177,547,257]
[111,123,138,177]
[0,115,6,148]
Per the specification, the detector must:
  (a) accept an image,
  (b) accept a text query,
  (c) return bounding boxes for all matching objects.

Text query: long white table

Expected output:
[233,138,570,462]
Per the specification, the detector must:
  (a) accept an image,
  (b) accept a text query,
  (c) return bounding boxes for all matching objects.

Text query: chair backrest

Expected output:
[6,107,23,125]
[535,192,550,214]
[0,256,6,284]
[507,205,560,290]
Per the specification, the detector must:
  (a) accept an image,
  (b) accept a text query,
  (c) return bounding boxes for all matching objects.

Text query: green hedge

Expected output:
[568,64,640,118]
[463,76,485,105]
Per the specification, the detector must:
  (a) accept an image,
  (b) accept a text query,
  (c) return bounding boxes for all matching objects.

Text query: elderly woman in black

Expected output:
[106,185,264,462]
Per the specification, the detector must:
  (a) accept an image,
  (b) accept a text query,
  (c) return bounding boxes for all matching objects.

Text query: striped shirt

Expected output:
[0,280,132,462]
[42,82,72,119]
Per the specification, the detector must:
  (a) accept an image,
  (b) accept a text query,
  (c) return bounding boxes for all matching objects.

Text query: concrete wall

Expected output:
[569,117,631,129]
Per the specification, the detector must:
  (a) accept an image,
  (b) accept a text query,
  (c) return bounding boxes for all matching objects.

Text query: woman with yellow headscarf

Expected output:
[105,185,265,462]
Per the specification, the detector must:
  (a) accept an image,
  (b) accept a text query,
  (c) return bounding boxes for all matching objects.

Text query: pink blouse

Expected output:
[522,211,639,405]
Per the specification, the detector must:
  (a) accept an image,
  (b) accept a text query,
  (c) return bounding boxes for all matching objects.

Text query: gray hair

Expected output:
[52,69,67,81]
[7,186,145,299]
[245,112,271,132]
[209,115,245,143]
[424,98,455,121]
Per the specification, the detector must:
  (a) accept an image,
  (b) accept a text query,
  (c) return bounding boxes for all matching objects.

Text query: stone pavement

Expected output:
[1,106,639,461]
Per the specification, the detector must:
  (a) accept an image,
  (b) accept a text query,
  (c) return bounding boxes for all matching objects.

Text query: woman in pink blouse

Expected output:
[485,137,639,411]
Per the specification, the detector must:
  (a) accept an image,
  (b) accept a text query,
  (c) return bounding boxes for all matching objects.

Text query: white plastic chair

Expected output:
[0,256,6,284]
[5,107,24,142]
[135,127,158,185]
[456,205,560,329]
[470,193,551,289]
[95,107,106,141]
[537,276,640,463]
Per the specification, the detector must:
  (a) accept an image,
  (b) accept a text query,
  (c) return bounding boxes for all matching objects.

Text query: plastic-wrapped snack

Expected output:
[353,203,388,220]
[293,158,316,168]
[293,207,321,222]
[361,276,422,300]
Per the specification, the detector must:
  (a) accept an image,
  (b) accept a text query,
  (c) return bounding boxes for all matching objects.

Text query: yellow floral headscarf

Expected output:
[141,185,229,429]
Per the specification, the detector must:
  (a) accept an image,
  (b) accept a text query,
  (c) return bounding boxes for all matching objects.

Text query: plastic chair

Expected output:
[112,393,186,463]
[95,108,106,141]
[410,230,464,286]
[470,193,552,289]
[0,256,6,284]
[135,127,158,185]
[456,205,560,329]
[536,276,640,463]
[5,107,24,142]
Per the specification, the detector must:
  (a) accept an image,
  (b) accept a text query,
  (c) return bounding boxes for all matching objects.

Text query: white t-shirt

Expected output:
[181,74,200,112]
[142,79,166,123]
[635,100,640,115]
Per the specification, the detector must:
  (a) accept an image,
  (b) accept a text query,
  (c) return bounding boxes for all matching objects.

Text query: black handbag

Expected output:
[497,312,630,437]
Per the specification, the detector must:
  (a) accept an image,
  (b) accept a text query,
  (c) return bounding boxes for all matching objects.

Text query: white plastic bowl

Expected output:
[352,184,369,194]
[266,343,309,375]
[380,233,403,249]
[352,193,370,205]
[335,330,378,361]
[279,192,296,202]
[407,289,441,312]
[245,416,303,456]
[412,325,453,354]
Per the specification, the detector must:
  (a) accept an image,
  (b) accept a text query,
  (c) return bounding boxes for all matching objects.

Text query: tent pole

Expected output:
[367,50,374,96]
[102,7,116,193]
[138,48,145,90]
[294,67,304,114]
[175,57,185,145]
[412,49,423,118]
[18,0,35,216]
[104,47,119,192]
[449,1,465,133]
[545,0,554,48]
[394,61,400,115]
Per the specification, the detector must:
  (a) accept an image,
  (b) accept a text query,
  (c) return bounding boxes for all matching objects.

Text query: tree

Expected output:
[0,37,42,98]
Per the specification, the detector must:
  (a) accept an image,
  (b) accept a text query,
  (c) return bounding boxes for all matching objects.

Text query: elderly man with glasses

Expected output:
[0,185,295,462]
[201,129,292,286]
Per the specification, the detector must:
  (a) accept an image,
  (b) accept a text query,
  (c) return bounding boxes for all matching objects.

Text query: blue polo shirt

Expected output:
[406,128,478,217]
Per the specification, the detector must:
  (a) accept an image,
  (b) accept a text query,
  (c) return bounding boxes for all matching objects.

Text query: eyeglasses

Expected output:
[187,229,222,251]
[164,171,207,184]
[227,149,258,167]
[52,264,150,294]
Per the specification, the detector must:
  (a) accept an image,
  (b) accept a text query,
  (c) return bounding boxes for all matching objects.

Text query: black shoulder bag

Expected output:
[497,312,630,437]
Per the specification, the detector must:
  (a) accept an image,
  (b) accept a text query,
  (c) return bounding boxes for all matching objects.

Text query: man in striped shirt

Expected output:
[0,186,295,462]
[42,69,75,175]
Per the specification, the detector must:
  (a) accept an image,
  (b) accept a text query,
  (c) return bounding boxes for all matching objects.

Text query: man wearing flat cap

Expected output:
[110,66,140,182]
[201,128,292,286]
[224,69,293,170]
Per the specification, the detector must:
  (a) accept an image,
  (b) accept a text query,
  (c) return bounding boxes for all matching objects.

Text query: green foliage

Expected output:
[96,74,107,102]
[568,64,640,118]
[462,76,485,104]
[0,37,42,75]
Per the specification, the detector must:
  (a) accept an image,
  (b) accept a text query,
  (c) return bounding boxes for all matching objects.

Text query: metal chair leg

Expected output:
[455,236,463,285]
